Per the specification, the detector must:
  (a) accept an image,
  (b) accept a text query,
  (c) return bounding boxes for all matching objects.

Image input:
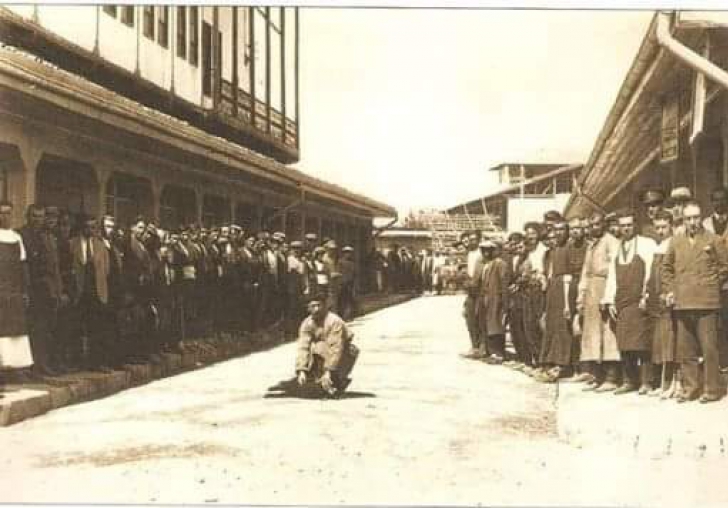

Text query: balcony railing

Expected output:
[220,79,298,148]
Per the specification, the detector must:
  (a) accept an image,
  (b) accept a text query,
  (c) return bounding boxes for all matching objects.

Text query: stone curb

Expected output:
[0,292,417,427]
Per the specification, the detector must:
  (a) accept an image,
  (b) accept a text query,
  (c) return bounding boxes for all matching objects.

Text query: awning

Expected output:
[565,12,725,218]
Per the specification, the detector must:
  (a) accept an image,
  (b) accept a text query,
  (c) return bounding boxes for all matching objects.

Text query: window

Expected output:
[103,5,117,17]
[143,6,154,39]
[202,22,222,97]
[158,6,169,48]
[176,7,187,59]
[121,6,134,27]
[189,7,199,66]
[202,22,211,96]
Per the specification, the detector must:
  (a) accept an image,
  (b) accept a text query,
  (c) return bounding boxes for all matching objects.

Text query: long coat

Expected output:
[474,257,509,337]
[577,234,620,362]
[70,235,110,305]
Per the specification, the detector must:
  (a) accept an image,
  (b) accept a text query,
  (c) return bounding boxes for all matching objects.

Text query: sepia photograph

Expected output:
[1,2,728,506]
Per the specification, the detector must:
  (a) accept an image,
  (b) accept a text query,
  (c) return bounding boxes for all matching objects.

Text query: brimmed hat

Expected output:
[342,245,354,252]
[641,189,665,206]
[670,186,692,202]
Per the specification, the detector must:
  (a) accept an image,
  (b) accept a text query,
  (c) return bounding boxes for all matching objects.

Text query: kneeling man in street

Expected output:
[268,293,359,398]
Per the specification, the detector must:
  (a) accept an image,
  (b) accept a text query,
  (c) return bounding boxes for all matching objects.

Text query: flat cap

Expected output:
[325,240,338,249]
[479,239,497,249]
[342,245,354,252]
[304,233,318,240]
[290,240,303,248]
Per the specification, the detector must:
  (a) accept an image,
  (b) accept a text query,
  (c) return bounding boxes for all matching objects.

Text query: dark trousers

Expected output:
[28,297,57,372]
[719,291,728,368]
[676,310,722,398]
[487,334,506,358]
[589,361,620,384]
[509,307,530,363]
[78,294,116,368]
[55,303,82,367]
[464,294,479,350]
[621,351,651,388]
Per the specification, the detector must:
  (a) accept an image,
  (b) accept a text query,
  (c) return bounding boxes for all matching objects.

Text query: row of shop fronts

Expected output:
[565,12,728,221]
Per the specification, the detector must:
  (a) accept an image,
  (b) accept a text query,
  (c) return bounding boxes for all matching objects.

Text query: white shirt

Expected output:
[467,249,482,278]
[0,229,25,261]
[602,234,657,305]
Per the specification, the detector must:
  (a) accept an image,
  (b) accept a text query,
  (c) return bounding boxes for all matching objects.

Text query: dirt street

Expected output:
[1,295,727,506]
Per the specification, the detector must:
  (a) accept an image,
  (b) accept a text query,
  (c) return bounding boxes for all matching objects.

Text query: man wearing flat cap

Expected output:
[640,189,665,241]
[669,187,693,235]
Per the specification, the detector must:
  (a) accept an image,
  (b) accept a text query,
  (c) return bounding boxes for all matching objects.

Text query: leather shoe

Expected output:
[595,381,617,393]
[614,384,637,395]
[699,394,722,404]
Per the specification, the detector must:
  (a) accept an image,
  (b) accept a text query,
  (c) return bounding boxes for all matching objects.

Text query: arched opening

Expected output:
[160,185,197,230]
[235,201,260,233]
[36,154,98,224]
[105,172,154,228]
[202,194,230,228]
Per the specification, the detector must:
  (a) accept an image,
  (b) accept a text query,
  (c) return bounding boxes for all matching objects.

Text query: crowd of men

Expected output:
[3,203,363,381]
[461,186,728,404]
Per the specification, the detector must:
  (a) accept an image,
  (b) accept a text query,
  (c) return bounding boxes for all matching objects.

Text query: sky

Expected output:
[292,8,654,215]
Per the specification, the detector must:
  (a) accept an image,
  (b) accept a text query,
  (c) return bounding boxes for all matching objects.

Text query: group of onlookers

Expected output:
[368,245,473,295]
[461,186,728,404]
[0,201,362,395]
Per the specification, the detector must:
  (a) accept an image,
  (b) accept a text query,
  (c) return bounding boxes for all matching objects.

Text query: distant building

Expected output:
[445,164,582,232]
[491,163,571,186]
[375,228,432,253]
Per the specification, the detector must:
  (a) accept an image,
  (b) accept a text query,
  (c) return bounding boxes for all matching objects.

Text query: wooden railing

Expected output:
[220,79,298,148]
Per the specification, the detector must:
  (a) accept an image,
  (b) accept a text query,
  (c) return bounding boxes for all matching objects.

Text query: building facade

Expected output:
[0,5,395,276]
[565,12,728,223]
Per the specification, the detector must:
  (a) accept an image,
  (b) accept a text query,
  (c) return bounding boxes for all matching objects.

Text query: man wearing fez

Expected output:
[640,189,666,241]
[577,213,621,391]
[662,201,728,403]
[602,209,657,394]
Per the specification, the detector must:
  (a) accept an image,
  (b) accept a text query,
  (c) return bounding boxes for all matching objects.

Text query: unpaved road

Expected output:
[1,295,726,506]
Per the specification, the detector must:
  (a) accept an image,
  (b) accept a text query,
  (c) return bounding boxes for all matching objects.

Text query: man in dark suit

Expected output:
[70,215,111,371]
[662,201,728,403]
[18,204,62,378]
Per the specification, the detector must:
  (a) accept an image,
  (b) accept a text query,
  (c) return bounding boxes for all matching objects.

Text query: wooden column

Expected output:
[232,7,239,117]
[265,7,272,134]
[294,8,300,149]
[212,6,220,109]
[249,7,256,127]
[280,7,286,144]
